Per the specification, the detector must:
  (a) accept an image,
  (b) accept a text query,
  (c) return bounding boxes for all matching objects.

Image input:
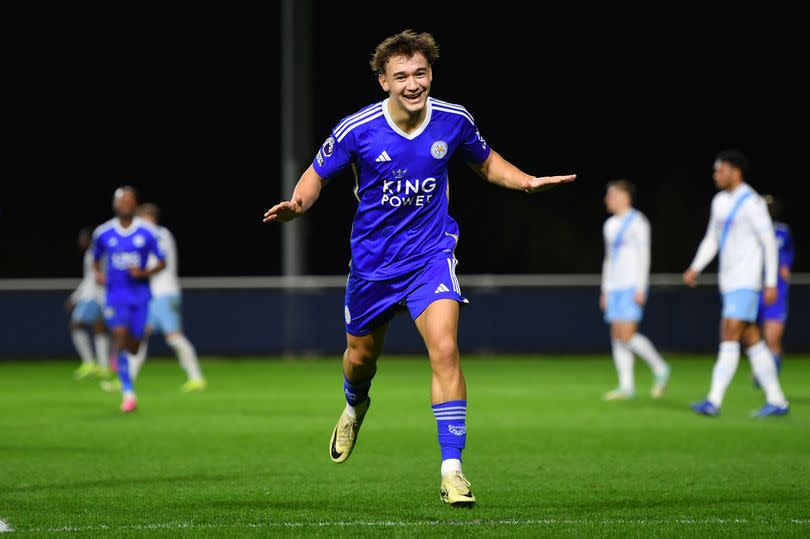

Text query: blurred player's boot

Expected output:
[603,388,635,401]
[73,363,97,380]
[651,365,671,399]
[96,366,113,379]
[440,471,476,507]
[181,378,207,392]
[329,398,369,463]
[690,399,720,416]
[100,378,122,392]
[751,402,789,417]
[120,395,137,413]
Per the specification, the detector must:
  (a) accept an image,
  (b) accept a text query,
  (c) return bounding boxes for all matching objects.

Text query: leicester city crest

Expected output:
[431,140,448,159]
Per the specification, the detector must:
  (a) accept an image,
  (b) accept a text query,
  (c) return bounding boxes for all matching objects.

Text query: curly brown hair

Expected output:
[369,29,439,75]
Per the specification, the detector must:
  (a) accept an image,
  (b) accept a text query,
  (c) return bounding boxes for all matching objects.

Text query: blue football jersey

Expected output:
[92,217,165,304]
[312,97,491,280]
[775,221,794,291]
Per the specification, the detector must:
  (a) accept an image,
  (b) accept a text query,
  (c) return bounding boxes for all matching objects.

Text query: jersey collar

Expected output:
[382,97,432,140]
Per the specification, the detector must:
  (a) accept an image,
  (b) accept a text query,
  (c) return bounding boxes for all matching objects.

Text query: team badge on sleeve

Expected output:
[431,140,448,159]
[322,136,335,158]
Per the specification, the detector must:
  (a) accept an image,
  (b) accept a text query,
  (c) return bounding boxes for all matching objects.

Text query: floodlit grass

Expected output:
[1,355,808,537]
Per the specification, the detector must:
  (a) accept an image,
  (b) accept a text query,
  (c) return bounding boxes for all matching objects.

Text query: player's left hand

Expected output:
[524,174,577,193]
[128,267,149,280]
[263,200,303,223]
[763,286,778,305]
[780,265,791,282]
[634,291,646,306]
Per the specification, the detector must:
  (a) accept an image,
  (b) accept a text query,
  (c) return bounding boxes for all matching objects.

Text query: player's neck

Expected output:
[386,100,427,134]
[613,206,632,216]
[117,216,134,228]
[725,180,744,193]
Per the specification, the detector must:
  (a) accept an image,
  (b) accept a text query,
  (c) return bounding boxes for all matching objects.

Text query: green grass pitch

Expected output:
[1,356,808,537]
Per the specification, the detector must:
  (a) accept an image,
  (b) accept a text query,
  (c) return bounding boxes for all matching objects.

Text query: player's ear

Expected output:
[378,73,390,93]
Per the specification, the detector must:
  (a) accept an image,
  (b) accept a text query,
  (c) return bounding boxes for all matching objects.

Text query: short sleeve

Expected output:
[312,131,354,180]
[456,119,491,165]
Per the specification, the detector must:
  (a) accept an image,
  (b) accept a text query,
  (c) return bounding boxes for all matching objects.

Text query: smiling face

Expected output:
[378,52,432,118]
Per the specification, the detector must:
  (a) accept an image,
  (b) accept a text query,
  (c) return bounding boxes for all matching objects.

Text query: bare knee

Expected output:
[345,340,377,368]
[429,336,459,369]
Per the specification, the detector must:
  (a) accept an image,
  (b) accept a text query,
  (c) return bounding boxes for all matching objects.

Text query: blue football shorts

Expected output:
[344,256,469,336]
[104,300,149,339]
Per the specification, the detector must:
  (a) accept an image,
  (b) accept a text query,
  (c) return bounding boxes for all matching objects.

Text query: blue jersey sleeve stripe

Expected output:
[336,111,385,142]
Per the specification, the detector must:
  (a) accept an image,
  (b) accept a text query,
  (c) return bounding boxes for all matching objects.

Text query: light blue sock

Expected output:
[433,400,466,461]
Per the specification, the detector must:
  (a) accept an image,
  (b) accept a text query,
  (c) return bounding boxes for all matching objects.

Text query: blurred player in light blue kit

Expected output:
[66,227,111,380]
[264,29,575,506]
[684,150,789,417]
[600,180,670,401]
[92,187,166,412]
[128,203,206,392]
[756,194,794,381]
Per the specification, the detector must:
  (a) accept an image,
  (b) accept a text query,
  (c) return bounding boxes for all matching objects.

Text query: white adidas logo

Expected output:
[375,150,392,162]
[435,283,450,294]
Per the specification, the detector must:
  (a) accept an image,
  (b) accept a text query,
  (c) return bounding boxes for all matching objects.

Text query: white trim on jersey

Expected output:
[334,104,384,141]
[381,98,433,140]
[113,216,146,237]
[334,102,383,133]
[429,98,476,125]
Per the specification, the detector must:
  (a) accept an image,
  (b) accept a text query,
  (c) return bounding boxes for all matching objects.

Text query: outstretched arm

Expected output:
[467,149,576,193]
[263,165,326,223]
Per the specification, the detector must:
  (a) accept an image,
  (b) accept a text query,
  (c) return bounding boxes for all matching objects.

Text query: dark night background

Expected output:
[1,4,807,279]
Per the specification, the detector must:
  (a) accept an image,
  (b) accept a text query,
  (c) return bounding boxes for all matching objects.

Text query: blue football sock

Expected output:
[433,400,467,461]
[343,376,371,407]
[117,351,133,393]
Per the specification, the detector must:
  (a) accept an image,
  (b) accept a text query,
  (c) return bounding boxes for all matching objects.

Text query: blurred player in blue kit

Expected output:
[92,187,166,412]
[263,29,575,506]
[756,194,794,381]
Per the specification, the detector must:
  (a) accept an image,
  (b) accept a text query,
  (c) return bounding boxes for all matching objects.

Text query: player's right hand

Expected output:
[599,293,606,311]
[263,200,302,223]
[682,269,698,288]
[94,272,106,286]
